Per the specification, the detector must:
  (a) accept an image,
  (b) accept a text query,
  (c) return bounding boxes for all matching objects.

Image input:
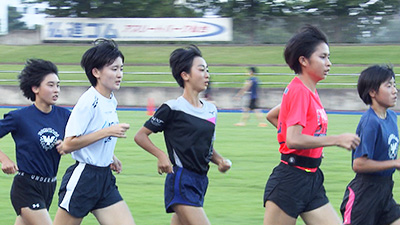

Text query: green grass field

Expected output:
[1,108,400,224]
[1,44,400,88]
[0,43,400,224]
[1,44,400,65]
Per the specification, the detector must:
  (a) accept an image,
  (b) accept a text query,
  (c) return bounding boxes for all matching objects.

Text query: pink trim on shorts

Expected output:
[343,187,355,224]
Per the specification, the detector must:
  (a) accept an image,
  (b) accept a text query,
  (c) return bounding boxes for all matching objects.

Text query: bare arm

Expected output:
[353,156,400,173]
[0,150,18,174]
[286,125,360,151]
[57,123,130,154]
[235,80,252,97]
[134,126,173,174]
[210,148,231,173]
[266,104,280,128]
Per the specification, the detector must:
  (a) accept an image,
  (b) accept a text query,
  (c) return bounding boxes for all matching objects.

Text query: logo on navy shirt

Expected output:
[150,116,164,127]
[388,134,399,159]
[38,128,60,151]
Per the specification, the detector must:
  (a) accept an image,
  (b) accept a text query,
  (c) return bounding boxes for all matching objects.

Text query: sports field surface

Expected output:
[1,44,400,88]
[1,44,400,224]
[1,108,400,224]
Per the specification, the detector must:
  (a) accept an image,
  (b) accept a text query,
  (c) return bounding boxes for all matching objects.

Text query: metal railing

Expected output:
[0,70,377,86]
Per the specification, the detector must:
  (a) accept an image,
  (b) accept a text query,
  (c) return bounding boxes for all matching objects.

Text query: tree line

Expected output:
[13,0,400,43]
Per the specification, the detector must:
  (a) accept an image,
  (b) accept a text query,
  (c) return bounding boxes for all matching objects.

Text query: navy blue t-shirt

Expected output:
[249,76,259,99]
[0,105,70,177]
[353,107,399,176]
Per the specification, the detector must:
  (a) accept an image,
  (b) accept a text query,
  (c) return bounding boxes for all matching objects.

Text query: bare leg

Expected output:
[172,204,210,225]
[264,201,296,225]
[16,208,52,225]
[254,109,268,127]
[92,201,135,225]
[53,207,83,225]
[14,216,25,225]
[300,203,341,225]
[235,107,250,126]
[390,217,400,225]
[170,213,182,225]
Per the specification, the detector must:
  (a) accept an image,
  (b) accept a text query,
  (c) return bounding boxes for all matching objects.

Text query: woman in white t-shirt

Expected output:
[54,39,135,225]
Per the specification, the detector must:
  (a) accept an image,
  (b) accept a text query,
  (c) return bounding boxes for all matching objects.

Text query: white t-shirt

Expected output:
[65,86,119,167]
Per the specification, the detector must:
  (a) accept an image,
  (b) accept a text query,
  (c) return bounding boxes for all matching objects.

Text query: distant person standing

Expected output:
[234,67,267,127]
[340,65,400,225]
[0,59,70,225]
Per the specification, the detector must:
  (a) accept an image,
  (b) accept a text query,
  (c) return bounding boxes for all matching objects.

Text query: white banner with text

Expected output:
[42,17,232,41]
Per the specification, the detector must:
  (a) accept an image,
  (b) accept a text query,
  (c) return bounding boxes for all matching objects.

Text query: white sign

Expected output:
[42,17,232,41]
[0,0,9,35]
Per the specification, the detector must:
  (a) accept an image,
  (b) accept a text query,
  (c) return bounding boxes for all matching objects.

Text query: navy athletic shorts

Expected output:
[263,162,329,218]
[165,166,209,213]
[340,174,400,225]
[249,98,258,110]
[58,161,123,218]
[10,171,57,215]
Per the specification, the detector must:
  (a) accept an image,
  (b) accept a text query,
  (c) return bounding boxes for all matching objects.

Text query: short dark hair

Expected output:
[81,38,125,87]
[169,45,202,88]
[358,64,395,105]
[284,25,328,74]
[248,67,257,74]
[18,59,58,101]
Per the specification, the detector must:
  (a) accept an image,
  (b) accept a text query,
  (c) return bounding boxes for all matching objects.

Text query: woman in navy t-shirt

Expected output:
[0,59,70,225]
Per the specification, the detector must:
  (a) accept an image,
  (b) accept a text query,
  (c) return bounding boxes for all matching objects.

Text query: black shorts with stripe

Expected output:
[165,166,209,213]
[340,174,400,225]
[58,161,123,218]
[248,98,258,110]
